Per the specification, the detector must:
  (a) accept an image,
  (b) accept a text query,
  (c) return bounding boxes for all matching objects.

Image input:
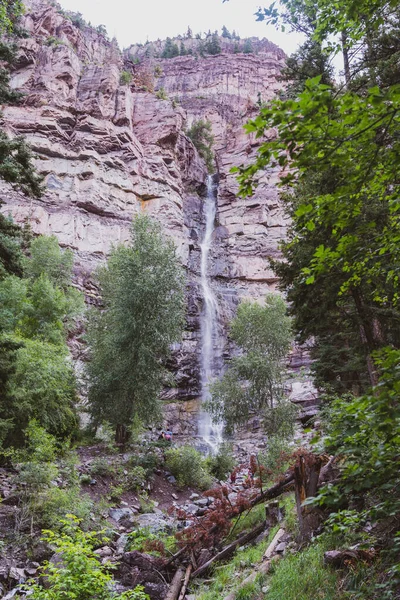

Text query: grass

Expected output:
[265,540,342,600]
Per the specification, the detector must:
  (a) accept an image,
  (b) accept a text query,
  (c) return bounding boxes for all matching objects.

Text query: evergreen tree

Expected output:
[86,215,185,445]
[204,33,221,55]
[243,39,254,53]
[161,37,180,59]
[0,0,43,197]
[221,25,231,38]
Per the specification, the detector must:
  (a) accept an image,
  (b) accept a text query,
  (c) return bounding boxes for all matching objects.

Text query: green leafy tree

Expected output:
[207,295,295,435]
[234,0,400,389]
[86,215,185,445]
[186,119,215,172]
[0,235,83,447]
[25,515,150,599]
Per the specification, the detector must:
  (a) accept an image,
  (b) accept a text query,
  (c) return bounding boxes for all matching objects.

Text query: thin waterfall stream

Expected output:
[198,175,223,452]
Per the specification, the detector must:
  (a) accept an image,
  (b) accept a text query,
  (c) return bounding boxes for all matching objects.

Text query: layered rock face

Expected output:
[0,2,294,433]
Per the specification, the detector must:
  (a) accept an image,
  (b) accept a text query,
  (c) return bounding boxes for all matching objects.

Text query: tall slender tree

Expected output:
[86,215,185,445]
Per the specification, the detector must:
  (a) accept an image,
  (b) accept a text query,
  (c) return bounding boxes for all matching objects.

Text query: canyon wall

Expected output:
[0,1,297,433]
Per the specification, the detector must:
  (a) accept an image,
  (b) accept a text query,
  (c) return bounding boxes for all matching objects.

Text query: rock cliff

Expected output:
[0,1,295,433]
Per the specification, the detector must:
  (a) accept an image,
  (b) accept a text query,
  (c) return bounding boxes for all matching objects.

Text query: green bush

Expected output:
[125,465,146,491]
[165,445,212,489]
[12,422,91,531]
[128,450,160,475]
[24,516,150,599]
[120,70,132,85]
[206,443,235,480]
[155,86,168,100]
[186,119,214,172]
[90,457,113,477]
[259,435,292,479]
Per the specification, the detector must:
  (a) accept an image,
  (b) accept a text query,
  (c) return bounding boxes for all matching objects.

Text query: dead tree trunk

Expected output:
[177,564,193,600]
[294,454,322,539]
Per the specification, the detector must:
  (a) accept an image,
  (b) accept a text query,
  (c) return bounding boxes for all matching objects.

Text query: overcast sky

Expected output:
[59,0,304,54]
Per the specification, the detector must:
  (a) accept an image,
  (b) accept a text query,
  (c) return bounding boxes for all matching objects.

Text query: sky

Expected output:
[58,0,305,54]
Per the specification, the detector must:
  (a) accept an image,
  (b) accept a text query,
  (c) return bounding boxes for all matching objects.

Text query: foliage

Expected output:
[0,212,23,280]
[195,525,279,600]
[186,119,215,172]
[259,434,292,479]
[10,422,91,531]
[242,39,253,54]
[234,0,400,391]
[86,215,185,444]
[207,294,294,434]
[0,0,23,34]
[4,338,78,443]
[165,445,212,489]
[90,457,114,477]
[311,349,400,595]
[161,37,179,59]
[0,132,43,197]
[120,70,132,85]
[0,234,83,447]
[204,34,221,55]
[206,443,235,480]
[127,527,177,557]
[45,36,63,47]
[155,86,167,100]
[125,465,146,491]
[25,516,149,599]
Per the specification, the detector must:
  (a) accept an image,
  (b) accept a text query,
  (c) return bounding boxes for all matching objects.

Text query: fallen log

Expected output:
[221,530,286,600]
[191,521,266,579]
[263,528,286,560]
[166,566,186,600]
[177,564,193,600]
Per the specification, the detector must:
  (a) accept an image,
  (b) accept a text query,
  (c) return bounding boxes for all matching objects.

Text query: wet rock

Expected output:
[134,512,175,534]
[109,507,135,523]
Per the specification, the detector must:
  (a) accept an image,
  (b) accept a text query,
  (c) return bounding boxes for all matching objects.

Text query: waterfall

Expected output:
[198,175,223,453]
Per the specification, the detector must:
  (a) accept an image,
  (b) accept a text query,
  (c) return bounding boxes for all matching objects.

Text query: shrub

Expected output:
[90,457,113,477]
[12,422,91,531]
[155,86,168,100]
[45,36,63,47]
[186,119,214,172]
[127,527,177,557]
[125,465,146,491]
[206,443,235,480]
[128,450,160,475]
[120,70,132,86]
[24,516,150,599]
[165,445,212,489]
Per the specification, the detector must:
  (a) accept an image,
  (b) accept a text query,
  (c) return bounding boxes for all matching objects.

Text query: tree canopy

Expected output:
[86,215,185,444]
[207,295,295,436]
